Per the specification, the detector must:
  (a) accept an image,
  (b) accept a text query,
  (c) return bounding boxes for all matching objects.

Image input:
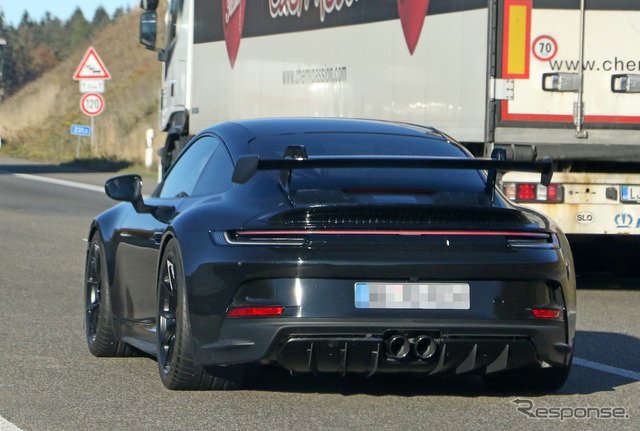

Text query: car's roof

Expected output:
[203,118,456,159]
[228,118,444,138]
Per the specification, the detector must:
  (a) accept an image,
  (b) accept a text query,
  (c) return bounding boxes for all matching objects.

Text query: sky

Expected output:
[1,0,137,26]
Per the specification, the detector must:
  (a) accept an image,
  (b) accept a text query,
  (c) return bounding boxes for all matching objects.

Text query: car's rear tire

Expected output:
[483,363,571,392]
[157,239,244,390]
[85,231,135,357]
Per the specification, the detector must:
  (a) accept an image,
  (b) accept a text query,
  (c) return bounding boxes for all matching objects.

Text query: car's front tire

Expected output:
[157,238,244,390]
[84,231,134,357]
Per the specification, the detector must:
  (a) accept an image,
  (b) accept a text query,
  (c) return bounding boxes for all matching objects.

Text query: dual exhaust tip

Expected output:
[385,335,437,360]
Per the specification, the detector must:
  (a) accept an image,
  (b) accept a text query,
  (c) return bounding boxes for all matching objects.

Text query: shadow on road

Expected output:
[570,235,640,280]
[577,274,640,290]
[0,159,130,175]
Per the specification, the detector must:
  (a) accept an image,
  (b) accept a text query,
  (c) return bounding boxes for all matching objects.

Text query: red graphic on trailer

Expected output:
[73,47,111,80]
[228,0,432,64]
[222,0,246,68]
[397,0,430,55]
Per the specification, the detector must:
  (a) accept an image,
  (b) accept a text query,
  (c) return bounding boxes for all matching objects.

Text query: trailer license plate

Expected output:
[354,282,470,309]
[621,186,640,203]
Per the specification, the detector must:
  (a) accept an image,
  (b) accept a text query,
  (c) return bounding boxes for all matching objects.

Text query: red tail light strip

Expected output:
[532,308,564,319]
[238,230,549,237]
[227,307,285,317]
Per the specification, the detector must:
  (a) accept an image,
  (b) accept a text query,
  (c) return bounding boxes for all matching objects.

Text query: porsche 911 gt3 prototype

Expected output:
[84,118,575,391]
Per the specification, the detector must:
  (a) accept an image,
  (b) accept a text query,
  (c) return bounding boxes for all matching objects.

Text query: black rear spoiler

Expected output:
[232,147,553,202]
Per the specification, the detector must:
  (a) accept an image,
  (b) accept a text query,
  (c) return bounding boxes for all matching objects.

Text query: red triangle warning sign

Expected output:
[73,47,111,80]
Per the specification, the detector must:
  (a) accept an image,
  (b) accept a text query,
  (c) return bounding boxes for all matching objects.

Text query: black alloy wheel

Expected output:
[156,239,244,390]
[157,252,178,377]
[84,232,133,357]
[85,240,102,344]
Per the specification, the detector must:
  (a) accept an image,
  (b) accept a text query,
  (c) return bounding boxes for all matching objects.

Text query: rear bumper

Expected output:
[178,230,575,376]
[194,318,572,376]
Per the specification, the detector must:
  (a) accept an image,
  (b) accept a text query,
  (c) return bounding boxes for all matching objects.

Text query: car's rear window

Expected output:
[251,132,467,158]
[250,133,487,205]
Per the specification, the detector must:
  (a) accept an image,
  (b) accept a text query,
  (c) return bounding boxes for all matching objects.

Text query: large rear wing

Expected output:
[232,146,553,202]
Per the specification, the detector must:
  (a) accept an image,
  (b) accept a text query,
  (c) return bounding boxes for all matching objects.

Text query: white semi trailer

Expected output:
[139,0,640,236]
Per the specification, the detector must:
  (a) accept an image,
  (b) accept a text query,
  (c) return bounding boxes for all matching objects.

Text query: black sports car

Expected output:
[84,118,575,391]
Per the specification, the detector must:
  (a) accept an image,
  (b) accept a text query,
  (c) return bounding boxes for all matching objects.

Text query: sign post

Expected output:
[71,124,92,156]
[0,38,6,103]
[79,93,104,149]
[73,47,110,152]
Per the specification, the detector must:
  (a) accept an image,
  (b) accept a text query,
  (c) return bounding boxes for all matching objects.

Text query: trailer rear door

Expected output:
[494,0,640,159]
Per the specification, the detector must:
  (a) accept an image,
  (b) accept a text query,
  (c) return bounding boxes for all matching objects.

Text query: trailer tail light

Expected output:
[503,183,563,203]
[532,308,564,319]
[227,307,285,317]
[518,184,536,200]
[546,184,559,201]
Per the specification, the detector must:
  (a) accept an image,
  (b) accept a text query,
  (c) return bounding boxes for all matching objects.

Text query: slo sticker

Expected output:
[576,211,594,224]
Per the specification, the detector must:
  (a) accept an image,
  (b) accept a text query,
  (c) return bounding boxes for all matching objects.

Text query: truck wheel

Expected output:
[160,145,178,177]
[157,239,244,390]
[161,135,193,177]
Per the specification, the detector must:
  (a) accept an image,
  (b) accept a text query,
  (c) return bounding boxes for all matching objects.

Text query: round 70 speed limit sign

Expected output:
[532,35,558,61]
[80,93,105,116]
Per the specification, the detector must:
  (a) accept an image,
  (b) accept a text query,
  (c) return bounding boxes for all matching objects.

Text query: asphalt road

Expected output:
[0,157,638,431]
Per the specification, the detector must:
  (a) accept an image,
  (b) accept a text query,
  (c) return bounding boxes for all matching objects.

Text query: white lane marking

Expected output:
[0,170,105,193]
[0,169,102,431]
[0,415,22,431]
[2,170,158,201]
[574,357,640,381]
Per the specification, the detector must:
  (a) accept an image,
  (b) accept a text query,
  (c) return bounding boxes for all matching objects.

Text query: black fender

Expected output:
[88,203,134,307]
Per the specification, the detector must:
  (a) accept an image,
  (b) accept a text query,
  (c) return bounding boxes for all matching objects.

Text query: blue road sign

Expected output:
[71,125,91,136]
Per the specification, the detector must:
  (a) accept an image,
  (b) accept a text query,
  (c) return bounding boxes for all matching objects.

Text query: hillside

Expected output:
[0,5,166,166]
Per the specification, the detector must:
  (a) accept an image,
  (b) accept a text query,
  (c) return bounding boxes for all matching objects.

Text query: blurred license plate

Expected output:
[621,186,640,203]
[355,282,470,309]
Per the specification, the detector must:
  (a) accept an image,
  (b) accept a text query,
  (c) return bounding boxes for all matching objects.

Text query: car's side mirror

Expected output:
[105,175,143,203]
[105,175,176,224]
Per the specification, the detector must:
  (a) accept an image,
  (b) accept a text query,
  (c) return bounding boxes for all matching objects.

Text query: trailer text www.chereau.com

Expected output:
[549,57,640,72]
[283,66,348,85]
